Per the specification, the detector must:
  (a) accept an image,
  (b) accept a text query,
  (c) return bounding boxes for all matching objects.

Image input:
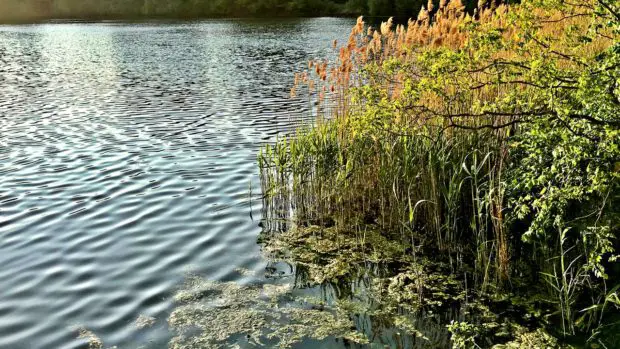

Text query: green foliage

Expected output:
[447,321,480,349]
[492,328,573,349]
[259,0,620,346]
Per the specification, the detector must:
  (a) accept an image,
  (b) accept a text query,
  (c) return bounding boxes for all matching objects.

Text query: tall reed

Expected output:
[262,0,519,285]
[260,0,619,341]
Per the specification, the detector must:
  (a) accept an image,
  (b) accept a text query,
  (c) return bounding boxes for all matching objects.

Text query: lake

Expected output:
[0,18,354,349]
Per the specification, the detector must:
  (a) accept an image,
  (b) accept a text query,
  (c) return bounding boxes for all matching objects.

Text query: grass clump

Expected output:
[259,0,620,346]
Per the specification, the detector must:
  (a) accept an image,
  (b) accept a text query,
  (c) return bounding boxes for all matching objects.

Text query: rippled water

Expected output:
[0,19,353,349]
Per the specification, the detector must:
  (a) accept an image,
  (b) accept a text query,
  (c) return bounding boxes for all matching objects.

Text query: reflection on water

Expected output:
[118,196,463,349]
[256,214,457,349]
[0,19,353,349]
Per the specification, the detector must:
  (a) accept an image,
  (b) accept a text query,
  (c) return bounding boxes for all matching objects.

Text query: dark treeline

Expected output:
[0,0,440,22]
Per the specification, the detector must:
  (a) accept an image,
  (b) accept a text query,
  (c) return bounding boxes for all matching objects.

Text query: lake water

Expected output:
[0,18,354,349]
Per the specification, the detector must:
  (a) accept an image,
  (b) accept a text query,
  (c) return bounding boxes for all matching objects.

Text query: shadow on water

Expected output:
[76,212,456,349]
[74,187,568,349]
[78,195,541,349]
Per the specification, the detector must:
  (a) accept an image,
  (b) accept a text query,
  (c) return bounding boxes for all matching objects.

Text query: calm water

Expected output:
[0,19,353,349]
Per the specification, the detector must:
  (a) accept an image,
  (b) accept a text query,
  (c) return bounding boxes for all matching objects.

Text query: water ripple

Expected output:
[0,18,352,349]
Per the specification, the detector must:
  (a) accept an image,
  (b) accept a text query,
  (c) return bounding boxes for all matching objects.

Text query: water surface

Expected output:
[0,18,353,348]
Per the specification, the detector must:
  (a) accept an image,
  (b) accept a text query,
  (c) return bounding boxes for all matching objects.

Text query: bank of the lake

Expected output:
[0,0,450,24]
[259,0,620,347]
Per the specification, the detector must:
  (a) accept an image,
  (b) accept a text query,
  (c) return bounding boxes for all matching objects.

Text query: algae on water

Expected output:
[75,220,578,349]
[167,275,369,349]
[135,314,156,329]
[74,326,105,349]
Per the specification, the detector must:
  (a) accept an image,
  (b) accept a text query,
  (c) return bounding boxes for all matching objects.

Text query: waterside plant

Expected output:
[259,0,620,346]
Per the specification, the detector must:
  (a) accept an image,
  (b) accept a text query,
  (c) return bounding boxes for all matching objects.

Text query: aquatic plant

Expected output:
[259,0,619,346]
[75,327,105,349]
[167,274,370,348]
[135,314,156,329]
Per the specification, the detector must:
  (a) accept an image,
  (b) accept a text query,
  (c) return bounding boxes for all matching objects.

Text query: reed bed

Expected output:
[263,0,521,286]
[260,0,619,344]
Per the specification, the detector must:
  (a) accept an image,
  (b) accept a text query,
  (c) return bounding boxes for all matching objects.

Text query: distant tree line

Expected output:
[0,0,448,22]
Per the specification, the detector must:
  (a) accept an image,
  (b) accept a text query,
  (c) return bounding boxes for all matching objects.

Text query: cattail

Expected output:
[439,0,448,9]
